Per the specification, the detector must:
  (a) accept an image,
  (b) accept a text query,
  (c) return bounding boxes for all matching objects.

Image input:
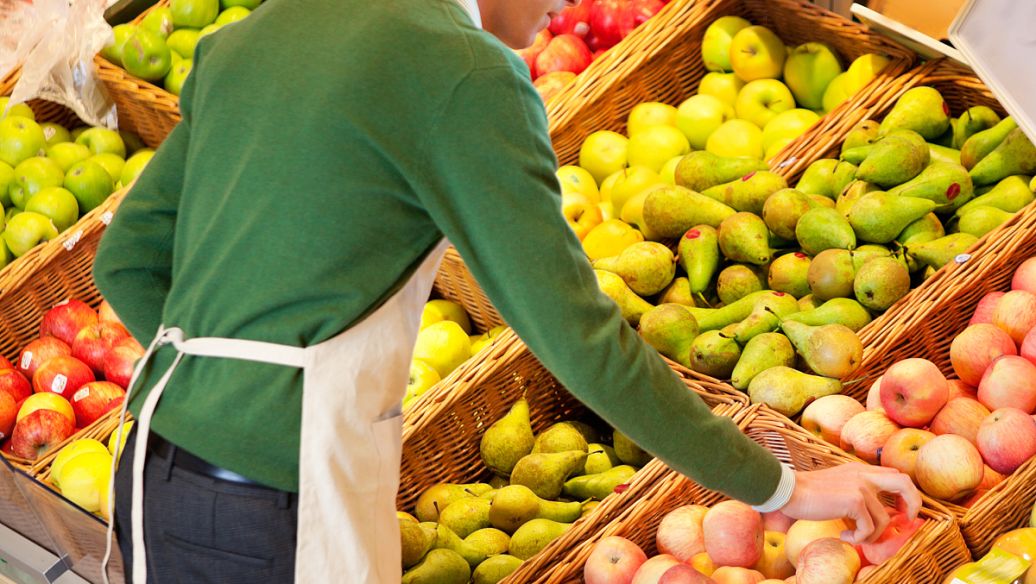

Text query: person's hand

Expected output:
[779,463,922,545]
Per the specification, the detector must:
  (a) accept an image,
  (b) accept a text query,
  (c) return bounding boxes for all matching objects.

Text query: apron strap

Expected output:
[164,327,307,368]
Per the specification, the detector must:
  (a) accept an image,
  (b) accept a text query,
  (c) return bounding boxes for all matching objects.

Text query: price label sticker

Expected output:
[51,374,67,394]
[955,254,972,264]
[20,351,32,370]
[73,387,89,402]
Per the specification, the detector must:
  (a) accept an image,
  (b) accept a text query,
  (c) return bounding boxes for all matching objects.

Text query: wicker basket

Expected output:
[524,404,970,584]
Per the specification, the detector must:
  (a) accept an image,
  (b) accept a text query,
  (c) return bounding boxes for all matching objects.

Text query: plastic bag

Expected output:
[0,0,118,128]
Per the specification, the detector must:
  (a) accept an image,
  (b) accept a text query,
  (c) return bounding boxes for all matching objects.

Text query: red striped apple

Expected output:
[0,368,31,404]
[71,321,131,376]
[978,355,1036,413]
[762,511,793,534]
[839,411,900,464]
[859,512,924,565]
[795,538,859,584]
[1013,258,1036,294]
[785,519,847,566]
[633,554,682,584]
[39,299,97,346]
[535,34,593,78]
[102,336,145,389]
[96,299,123,326]
[969,291,1005,325]
[32,355,95,401]
[585,536,648,584]
[656,504,708,562]
[992,290,1036,344]
[866,377,883,411]
[18,337,71,379]
[534,71,578,103]
[703,501,764,568]
[801,395,864,445]
[10,408,74,459]
[880,428,935,482]
[950,324,1017,386]
[71,381,125,428]
[978,464,1007,490]
[711,567,764,584]
[517,29,552,77]
[1022,327,1036,366]
[946,379,978,401]
[657,564,715,584]
[549,0,591,38]
[929,397,990,445]
[16,392,74,425]
[915,434,984,501]
[0,390,16,439]
[880,359,948,427]
[977,407,1036,474]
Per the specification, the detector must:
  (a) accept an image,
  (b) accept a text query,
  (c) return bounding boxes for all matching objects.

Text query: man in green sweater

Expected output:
[93,0,920,581]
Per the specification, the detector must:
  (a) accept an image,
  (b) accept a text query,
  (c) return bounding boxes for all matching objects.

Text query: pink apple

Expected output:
[0,390,16,440]
[657,504,708,562]
[785,519,848,566]
[1022,327,1036,366]
[978,464,1006,490]
[516,29,552,76]
[0,368,32,404]
[39,299,97,346]
[703,501,764,568]
[633,555,682,584]
[915,434,984,501]
[977,407,1036,474]
[801,395,865,445]
[946,379,978,401]
[879,428,935,482]
[880,359,948,427]
[795,538,860,584]
[534,71,578,102]
[17,337,71,379]
[970,291,1005,325]
[978,355,1036,413]
[711,567,764,584]
[10,408,74,460]
[96,299,124,326]
[102,336,145,389]
[762,511,794,534]
[535,34,593,77]
[70,380,125,428]
[1012,257,1036,294]
[950,324,1018,386]
[929,397,991,445]
[839,411,900,464]
[585,536,649,584]
[992,290,1036,344]
[32,355,95,402]
[866,377,882,411]
[658,564,716,584]
[71,321,131,376]
[858,513,924,565]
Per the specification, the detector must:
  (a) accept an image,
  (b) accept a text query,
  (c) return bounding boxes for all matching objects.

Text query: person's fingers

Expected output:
[848,462,898,474]
[843,491,876,545]
[861,488,889,544]
[864,471,923,520]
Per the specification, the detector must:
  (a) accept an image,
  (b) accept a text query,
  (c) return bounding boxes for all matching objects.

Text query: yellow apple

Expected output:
[754,531,795,580]
[676,94,735,150]
[785,518,848,565]
[659,155,684,185]
[735,79,796,129]
[821,71,853,113]
[403,359,441,409]
[581,219,644,261]
[618,188,662,241]
[706,119,764,159]
[762,108,820,152]
[17,392,74,425]
[992,528,1036,584]
[598,170,623,204]
[608,166,663,215]
[51,439,109,490]
[579,131,629,185]
[701,15,751,72]
[627,101,679,136]
[108,420,134,463]
[626,126,690,173]
[556,165,600,202]
[729,25,787,81]
[58,450,113,513]
[597,201,615,221]
[699,72,746,108]
[846,53,891,93]
[765,138,794,161]
[420,299,472,333]
[690,552,716,576]
[412,321,471,378]
[562,191,605,240]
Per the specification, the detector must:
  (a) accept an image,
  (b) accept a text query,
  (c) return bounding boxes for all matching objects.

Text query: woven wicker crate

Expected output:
[524,404,970,584]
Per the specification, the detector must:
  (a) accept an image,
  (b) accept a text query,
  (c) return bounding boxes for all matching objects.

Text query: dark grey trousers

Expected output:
[114,429,298,583]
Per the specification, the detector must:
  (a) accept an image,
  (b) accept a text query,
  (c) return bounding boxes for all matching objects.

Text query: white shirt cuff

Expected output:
[751,464,796,513]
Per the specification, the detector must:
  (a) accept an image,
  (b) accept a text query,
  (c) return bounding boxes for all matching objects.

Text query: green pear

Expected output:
[678,225,720,295]
[850,245,893,271]
[929,143,962,165]
[932,123,956,148]
[718,212,772,265]
[956,175,1034,214]
[487,485,542,533]
[831,161,859,196]
[730,332,796,390]
[956,206,1014,238]
[674,151,770,192]
[643,185,737,236]
[658,277,697,307]
[689,330,741,378]
[558,421,600,444]
[402,548,471,584]
[780,320,863,378]
[784,297,872,331]
[853,256,911,311]
[796,207,856,255]
[953,106,1001,149]
[798,294,822,312]
[886,162,974,211]
[509,519,572,561]
[768,252,812,298]
[747,366,842,416]
[716,264,766,305]
[842,119,881,153]
[688,290,776,331]
[416,483,493,523]
[969,127,1036,186]
[480,398,535,478]
[583,443,621,475]
[795,158,840,198]
[429,523,487,569]
[855,130,931,186]
[840,143,875,166]
[595,270,654,326]
[509,451,588,500]
[465,528,511,557]
[703,170,788,215]
[439,497,492,539]
[835,180,880,217]
[638,303,699,367]
[961,117,1017,169]
[762,188,816,240]
[728,291,800,345]
[472,554,523,584]
[897,212,945,245]
[878,86,951,140]
[562,465,638,501]
[532,423,588,455]
[400,518,438,569]
[807,249,856,301]
[594,241,676,297]
[848,192,938,243]
[613,430,652,466]
[906,233,979,270]
[489,475,509,489]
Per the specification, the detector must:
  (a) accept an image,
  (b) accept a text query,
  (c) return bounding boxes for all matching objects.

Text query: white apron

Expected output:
[103,239,452,583]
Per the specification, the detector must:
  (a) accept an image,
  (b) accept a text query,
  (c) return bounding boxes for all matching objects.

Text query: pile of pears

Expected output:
[399,398,649,583]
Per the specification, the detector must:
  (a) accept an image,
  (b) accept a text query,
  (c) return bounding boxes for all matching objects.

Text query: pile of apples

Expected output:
[517,0,669,101]
[45,419,132,520]
[101,0,262,95]
[583,499,923,584]
[0,101,153,264]
[802,256,1036,505]
[0,299,144,461]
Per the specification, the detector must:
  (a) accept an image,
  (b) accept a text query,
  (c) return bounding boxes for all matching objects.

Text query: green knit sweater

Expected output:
[92,0,782,502]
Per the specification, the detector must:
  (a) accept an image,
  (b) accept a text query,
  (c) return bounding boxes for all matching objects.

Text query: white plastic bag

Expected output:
[0,0,118,128]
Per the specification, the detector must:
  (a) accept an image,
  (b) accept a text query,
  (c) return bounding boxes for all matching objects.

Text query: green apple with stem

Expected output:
[821,71,853,113]
[735,79,795,128]
[76,128,126,158]
[221,0,260,9]
[627,125,690,173]
[166,28,201,59]
[698,72,745,109]
[676,94,734,150]
[706,119,764,159]
[729,25,786,82]
[0,98,34,121]
[783,42,843,111]
[579,131,628,185]
[403,359,440,409]
[120,150,155,186]
[25,187,79,232]
[39,123,71,147]
[88,154,125,184]
[141,6,175,38]
[63,160,114,212]
[762,108,820,152]
[121,28,173,82]
[701,16,751,72]
[101,24,136,65]
[164,59,193,96]
[215,6,250,25]
[46,143,91,172]
[608,166,663,216]
[10,157,64,209]
[0,116,46,167]
[626,102,678,137]
[4,211,58,257]
[171,0,219,28]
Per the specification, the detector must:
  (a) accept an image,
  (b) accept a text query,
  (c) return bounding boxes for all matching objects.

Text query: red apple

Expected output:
[858,513,924,565]
[589,0,636,50]
[978,355,1036,413]
[549,0,592,38]
[70,381,125,428]
[879,428,935,482]
[32,355,95,401]
[801,395,865,445]
[585,536,649,584]
[656,504,708,562]
[516,29,552,77]
[39,299,97,346]
[631,0,665,28]
[658,564,716,584]
[839,411,900,464]
[703,501,764,568]
[711,567,764,584]
[950,324,1018,386]
[102,336,145,389]
[978,464,1006,490]
[10,408,74,460]
[0,390,16,439]
[534,71,578,102]
[970,291,1005,325]
[866,377,882,411]
[97,299,123,326]
[1022,327,1036,366]
[929,397,991,445]
[795,538,860,584]
[17,337,71,379]
[961,488,988,509]
[633,554,682,584]
[880,359,948,427]
[71,321,131,376]
[1013,257,1036,294]
[0,355,14,370]
[762,511,794,534]
[0,368,32,404]
[977,407,1036,474]
[946,379,978,401]
[992,290,1036,344]
[915,434,984,501]
[536,34,593,77]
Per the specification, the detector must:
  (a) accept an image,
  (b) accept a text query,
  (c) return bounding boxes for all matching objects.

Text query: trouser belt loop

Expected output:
[162,443,176,481]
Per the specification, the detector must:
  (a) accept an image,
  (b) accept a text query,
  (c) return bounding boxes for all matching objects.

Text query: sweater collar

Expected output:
[455,0,483,29]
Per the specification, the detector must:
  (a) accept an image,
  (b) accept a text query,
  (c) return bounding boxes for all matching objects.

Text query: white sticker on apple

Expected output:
[73,387,89,402]
[51,374,67,394]
[20,352,32,369]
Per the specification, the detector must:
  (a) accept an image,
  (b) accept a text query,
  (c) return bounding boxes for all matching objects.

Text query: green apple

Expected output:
[659,155,683,185]
[627,125,690,173]
[171,0,219,28]
[0,161,13,207]
[0,116,46,167]
[698,72,745,109]
[0,98,34,121]
[198,23,225,38]
[626,102,678,137]
[10,157,64,209]
[215,6,250,25]
[166,28,201,59]
[121,28,173,82]
[70,127,89,141]
[141,6,175,38]
[783,42,842,111]
[39,123,71,147]
[63,160,114,212]
[729,25,786,82]
[221,0,260,8]
[25,187,79,231]
[0,239,10,270]
[676,94,734,150]
[3,212,59,257]
[765,137,795,161]
[735,79,795,128]
[45,142,92,172]
[120,149,155,186]
[88,154,125,183]
[579,131,629,185]
[845,53,891,93]
[762,108,820,152]
[706,119,764,159]
[120,131,147,156]
[164,59,193,96]
[403,359,440,409]
[76,128,126,158]
[701,16,751,72]
[101,23,136,65]
[608,166,663,215]
[4,207,17,223]
[821,71,853,113]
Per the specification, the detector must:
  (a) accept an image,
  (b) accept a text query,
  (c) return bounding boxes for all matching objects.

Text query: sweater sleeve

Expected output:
[411,64,783,505]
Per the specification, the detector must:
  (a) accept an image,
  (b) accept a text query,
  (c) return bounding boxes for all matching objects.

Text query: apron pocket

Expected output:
[164,532,274,584]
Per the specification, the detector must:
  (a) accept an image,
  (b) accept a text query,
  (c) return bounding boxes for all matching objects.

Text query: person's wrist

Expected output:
[751,464,796,513]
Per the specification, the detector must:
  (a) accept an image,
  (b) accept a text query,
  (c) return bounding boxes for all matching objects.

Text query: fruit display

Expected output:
[100,0,264,96]
[42,418,132,521]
